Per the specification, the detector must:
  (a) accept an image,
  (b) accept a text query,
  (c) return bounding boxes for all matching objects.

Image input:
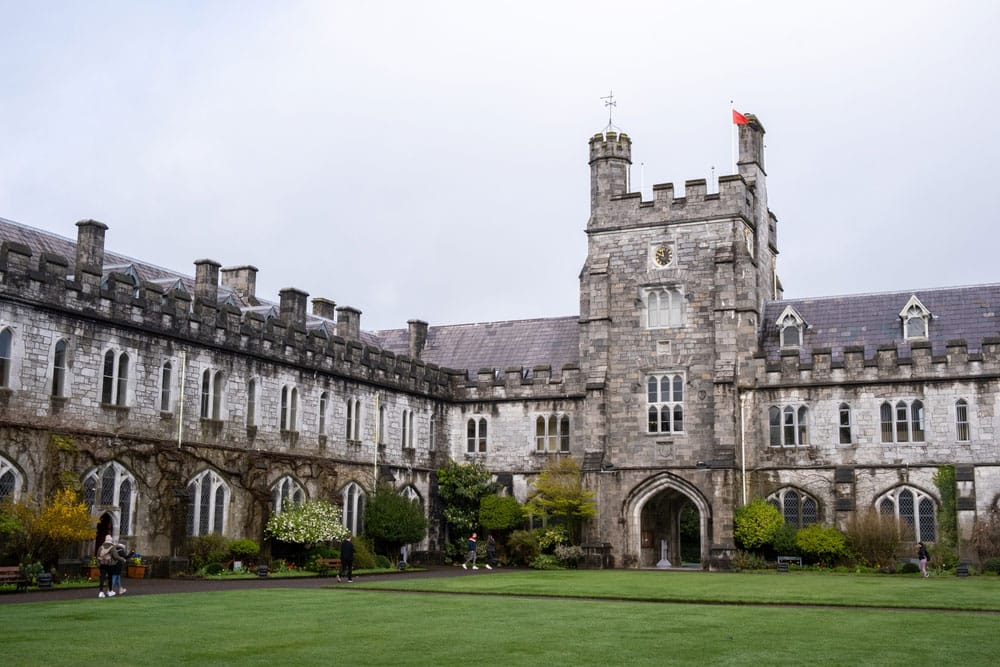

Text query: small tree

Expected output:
[364,484,428,562]
[0,488,93,567]
[265,500,350,546]
[479,495,523,533]
[733,499,784,550]
[435,461,499,558]
[525,457,596,543]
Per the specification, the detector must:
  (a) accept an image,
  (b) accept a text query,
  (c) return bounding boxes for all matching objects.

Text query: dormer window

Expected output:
[775,306,805,348]
[900,296,930,340]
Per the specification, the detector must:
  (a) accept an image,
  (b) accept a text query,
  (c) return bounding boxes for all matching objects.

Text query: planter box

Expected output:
[127,565,146,579]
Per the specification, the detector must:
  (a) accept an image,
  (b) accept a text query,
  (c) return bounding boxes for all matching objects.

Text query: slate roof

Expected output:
[759,284,1000,362]
[372,316,581,381]
[0,217,577,373]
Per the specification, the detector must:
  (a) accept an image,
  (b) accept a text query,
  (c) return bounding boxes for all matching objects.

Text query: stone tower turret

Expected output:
[589,131,632,218]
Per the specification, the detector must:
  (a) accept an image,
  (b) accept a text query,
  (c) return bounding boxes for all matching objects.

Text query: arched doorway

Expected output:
[624,473,711,568]
[94,512,113,556]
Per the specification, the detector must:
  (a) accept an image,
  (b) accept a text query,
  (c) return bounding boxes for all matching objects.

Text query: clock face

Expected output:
[653,245,673,266]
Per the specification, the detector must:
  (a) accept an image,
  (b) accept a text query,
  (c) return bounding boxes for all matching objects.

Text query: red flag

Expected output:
[732,109,749,125]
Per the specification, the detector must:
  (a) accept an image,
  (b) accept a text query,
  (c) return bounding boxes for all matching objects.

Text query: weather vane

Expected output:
[601,90,619,132]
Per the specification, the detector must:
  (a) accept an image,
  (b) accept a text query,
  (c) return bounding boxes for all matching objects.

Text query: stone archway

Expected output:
[623,473,712,568]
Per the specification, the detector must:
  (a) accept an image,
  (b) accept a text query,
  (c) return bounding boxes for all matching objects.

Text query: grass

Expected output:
[2,571,999,666]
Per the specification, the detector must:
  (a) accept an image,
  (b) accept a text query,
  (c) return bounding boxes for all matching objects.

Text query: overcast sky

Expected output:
[2,1,998,331]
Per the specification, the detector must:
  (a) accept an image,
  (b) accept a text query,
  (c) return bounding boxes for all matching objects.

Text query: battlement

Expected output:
[589,131,632,163]
[450,363,586,401]
[753,338,1000,387]
[0,237,455,399]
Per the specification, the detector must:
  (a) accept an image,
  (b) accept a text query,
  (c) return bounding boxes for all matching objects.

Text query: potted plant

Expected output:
[127,555,146,579]
[84,557,100,580]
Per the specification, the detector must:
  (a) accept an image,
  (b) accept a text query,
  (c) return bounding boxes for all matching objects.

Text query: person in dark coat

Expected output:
[96,534,125,598]
[485,534,497,570]
[917,542,930,578]
[462,533,478,570]
[338,536,355,583]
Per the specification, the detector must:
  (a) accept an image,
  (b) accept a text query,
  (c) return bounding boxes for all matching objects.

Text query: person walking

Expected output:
[917,541,930,578]
[462,533,478,570]
[96,535,125,598]
[337,536,355,583]
[485,534,497,570]
[111,541,129,595]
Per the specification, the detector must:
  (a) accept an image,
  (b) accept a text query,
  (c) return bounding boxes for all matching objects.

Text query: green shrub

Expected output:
[374,555,391,569]
[772,525,799,556]
[529,554,562,570]
[795,524,848,565]
[981,557,1000,574]
[203,562,226,575]
[350,535,377,569]
[899,562,920,574]
[188,534,231,571]
[506,529,540,566]
[229,538,260,561]
[731,550,767,571]
[479,495,524,531]
[733,499,784,550]
[928,542,958,571]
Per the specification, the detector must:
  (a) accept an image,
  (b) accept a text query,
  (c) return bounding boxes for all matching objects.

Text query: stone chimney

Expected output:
[194,259,221,304]
[279,287,309,326]
[408,319,428,358]
[74,219,108,278]
[312,298,337,320]
[337,306,362,340]
[220,265,258,305]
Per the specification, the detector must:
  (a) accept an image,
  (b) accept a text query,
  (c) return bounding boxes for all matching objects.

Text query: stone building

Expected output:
[1,114,996,568]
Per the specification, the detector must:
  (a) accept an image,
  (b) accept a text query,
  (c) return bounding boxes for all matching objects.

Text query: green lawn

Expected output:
[2,571,999,666]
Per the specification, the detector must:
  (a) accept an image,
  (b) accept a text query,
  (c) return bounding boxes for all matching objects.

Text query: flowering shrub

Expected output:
[536,526,569,552]
[265,500,350,545]
[554,544,585,566]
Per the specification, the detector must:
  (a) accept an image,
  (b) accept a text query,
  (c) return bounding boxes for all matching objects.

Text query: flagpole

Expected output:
[730,100,737,174]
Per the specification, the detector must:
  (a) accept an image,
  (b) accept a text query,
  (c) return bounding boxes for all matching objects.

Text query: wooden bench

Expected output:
[0,565,29,592]
[776,555,802,572]
[314,558,341,576]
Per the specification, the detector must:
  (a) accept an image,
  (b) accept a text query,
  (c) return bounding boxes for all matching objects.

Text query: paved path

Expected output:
[0,565,476,605]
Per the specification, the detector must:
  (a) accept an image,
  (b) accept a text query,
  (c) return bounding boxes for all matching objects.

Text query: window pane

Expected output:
[560,416,570,452]
[797,406,808,445]
[783,407,795,446]
[895,402,909,442]
[660,406,670,433]
[673,405,683,432]
[802,498,817,526]
[673,375,683,402]
[536,416,546,450]
[898,490,915,540]
[467,419,476,452]
[100,466,116,505]
[119,479,132,536]
[783,491,799,526]
[648,407,658,433]
[479,418,487,452]
[116,353,129,406]
[956,400,969,441]
[769,407,781,447]
[214,486,225,534]
[647,377,658,403]
[918,498,936,542]
[660,377,670,403]
[839,404,851,444]
[880,403,893,442]
[911,400,924,442]
[160,363,171,411]
[199,478,211,535]
[102,351,116,404]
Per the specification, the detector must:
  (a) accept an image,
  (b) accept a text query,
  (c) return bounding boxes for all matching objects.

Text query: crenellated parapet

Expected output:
[0,240,454,399]
[753,337,995,387]
[450,363,586,402]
